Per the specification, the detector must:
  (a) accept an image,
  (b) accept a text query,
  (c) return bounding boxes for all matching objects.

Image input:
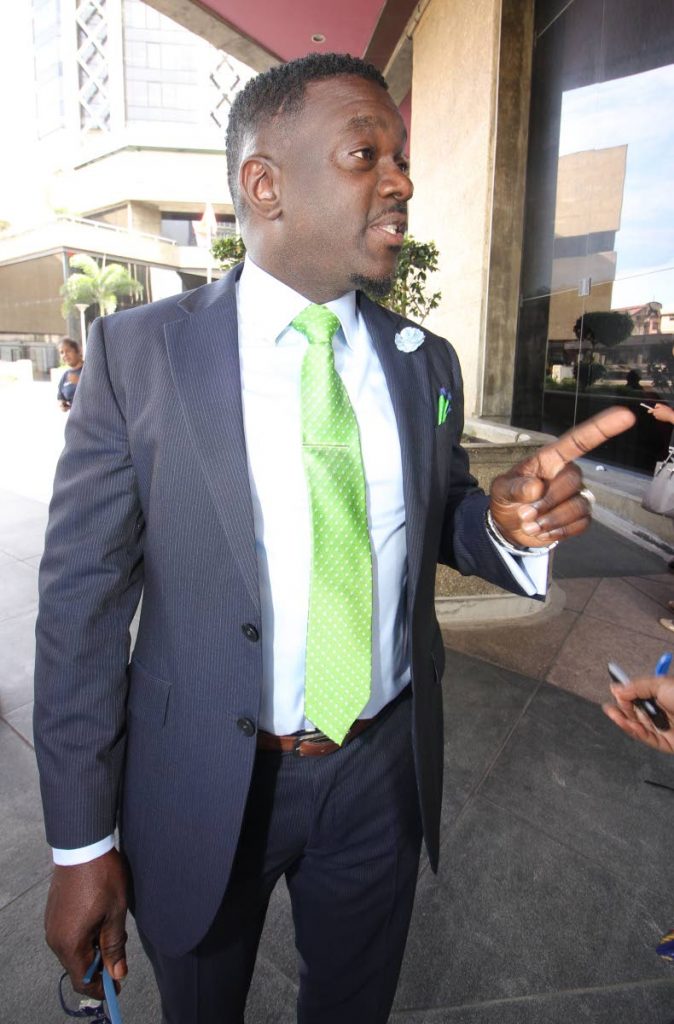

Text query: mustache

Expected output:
[368,203,408,226]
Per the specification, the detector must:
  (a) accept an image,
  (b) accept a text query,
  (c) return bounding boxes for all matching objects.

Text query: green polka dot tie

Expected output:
[292,303,372,744]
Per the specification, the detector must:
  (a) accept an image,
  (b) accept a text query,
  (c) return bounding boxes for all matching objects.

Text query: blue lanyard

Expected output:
[59,949,122,1024]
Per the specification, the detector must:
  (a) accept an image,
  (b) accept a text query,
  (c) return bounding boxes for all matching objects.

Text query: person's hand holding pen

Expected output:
[642,402,674,425]
[603,657,674,754]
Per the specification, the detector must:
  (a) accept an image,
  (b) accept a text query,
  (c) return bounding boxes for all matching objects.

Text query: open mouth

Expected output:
[369,221,406,243]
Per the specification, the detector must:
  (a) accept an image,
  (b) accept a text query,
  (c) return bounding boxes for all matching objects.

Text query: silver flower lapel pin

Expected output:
[394,326,425,353]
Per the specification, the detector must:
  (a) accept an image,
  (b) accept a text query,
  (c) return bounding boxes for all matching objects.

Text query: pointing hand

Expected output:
[489,406,636,548]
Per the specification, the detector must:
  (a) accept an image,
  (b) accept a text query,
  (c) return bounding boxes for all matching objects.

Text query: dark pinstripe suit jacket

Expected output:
[34,265,525,956]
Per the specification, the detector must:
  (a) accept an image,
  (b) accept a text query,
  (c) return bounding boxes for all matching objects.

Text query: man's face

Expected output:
[262,76,413,302]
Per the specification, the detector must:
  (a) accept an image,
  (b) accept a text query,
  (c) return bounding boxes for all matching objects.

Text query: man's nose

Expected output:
[379,162,414,201]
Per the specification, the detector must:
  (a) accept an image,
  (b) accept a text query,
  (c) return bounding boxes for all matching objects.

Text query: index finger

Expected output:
[519,406,636,480]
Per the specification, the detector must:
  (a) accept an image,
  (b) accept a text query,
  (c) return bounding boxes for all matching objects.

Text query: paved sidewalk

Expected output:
[2,382,674,1022]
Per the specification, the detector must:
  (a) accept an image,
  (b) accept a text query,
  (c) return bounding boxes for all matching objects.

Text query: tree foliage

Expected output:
[60,253,144,318]
[211,235,247,270]
[211,234,442,322]
[381,236,441,321]
[573,310,634,348]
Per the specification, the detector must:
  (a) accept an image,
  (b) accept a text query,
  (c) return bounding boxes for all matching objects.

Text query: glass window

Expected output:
[125,40,146,67]
[160,214,196,246]
[514,0,674,472]
[32,0,65,136]
[126,79,147,105]
[160,212,235,246]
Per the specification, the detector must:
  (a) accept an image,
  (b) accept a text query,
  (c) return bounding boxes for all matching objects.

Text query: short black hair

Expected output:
[225,52,388,217]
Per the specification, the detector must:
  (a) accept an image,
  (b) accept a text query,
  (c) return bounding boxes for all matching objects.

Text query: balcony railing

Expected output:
[2,215,238,247]
[1,215,178,246]
[58,215,179,246]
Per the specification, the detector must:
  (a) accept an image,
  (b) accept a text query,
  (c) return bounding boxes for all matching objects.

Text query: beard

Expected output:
[349,271,395,299]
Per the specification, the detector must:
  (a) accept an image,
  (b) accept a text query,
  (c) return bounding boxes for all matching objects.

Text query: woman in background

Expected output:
[56,338,83,412]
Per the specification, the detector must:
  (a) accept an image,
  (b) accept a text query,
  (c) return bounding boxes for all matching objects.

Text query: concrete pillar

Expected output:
[409,0,533,419]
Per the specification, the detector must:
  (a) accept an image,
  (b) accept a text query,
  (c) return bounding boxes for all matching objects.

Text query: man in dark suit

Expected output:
[34,53,633,1023]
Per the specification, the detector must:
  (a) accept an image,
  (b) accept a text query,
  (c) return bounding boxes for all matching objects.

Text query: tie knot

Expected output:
[292,304,341,346]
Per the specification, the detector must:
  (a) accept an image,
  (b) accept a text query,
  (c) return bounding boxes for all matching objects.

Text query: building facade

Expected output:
[3,0,674,474]
[0,0,253,373]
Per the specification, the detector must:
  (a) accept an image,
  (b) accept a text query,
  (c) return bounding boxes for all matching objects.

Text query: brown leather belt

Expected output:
[256,686,410,757]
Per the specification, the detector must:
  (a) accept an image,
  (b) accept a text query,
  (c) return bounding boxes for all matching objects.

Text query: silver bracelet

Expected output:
[485,509,558,557]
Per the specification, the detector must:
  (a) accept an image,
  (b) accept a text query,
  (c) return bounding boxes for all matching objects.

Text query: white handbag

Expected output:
[642,447,674,517]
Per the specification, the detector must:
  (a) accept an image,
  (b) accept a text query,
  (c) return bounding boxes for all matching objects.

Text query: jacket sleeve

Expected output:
[435,345,533,596]
[34,316,144,849]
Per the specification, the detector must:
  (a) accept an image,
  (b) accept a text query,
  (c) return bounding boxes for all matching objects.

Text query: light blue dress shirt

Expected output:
[237,256,410,734]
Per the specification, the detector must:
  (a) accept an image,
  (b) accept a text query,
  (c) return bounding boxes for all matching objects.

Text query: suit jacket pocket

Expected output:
[127,659,171,727]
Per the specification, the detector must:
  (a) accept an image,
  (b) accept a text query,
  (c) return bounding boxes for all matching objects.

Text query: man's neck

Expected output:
[244,253,349,305]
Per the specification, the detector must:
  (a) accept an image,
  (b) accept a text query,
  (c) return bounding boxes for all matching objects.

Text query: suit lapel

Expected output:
[361,297,434,602]
[164,269,260,608]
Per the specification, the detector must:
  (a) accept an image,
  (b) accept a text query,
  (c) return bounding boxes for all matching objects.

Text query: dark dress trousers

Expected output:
[34,265,526,961]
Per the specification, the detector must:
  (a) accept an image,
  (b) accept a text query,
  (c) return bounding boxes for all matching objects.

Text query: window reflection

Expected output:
[515,2,674,471]
[546,67,674,446]
[559,65,674,296]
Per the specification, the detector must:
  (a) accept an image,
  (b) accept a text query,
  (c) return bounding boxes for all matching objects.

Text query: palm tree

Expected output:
[60,253,144,319]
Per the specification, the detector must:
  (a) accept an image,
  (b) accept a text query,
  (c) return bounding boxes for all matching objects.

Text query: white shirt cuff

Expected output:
[52,834,115,865]
[492,544,550,596]
[484,510,551,596]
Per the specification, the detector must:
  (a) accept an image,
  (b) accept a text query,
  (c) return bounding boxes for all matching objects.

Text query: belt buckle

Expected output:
[292,729,328,756]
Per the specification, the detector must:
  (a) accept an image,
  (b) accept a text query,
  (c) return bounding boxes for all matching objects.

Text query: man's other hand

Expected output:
[45,847,128,1001]
[603,675,674,754]
[489,406,636,548]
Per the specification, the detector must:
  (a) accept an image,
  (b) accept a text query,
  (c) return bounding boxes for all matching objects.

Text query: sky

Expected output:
[559,64,674,311]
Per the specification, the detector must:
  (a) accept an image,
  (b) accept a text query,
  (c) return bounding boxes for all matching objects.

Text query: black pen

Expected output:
[607,661,670,731]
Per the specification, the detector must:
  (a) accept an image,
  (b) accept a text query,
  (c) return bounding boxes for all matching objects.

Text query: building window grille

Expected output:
[76,0,111,131]
[209,53,247,130]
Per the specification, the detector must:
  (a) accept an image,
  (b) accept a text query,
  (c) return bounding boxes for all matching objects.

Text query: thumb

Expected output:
[99,915,128,981]
[490,471,545,509]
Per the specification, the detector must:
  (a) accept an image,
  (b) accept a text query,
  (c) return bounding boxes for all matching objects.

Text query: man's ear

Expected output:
[239,157,282,220]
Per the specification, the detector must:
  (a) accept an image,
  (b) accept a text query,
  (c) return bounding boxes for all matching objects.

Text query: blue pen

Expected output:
[657,927,674,963]
[656,652,672,676]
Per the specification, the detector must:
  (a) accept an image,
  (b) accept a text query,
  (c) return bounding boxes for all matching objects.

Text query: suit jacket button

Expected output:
[241,623,259,642]
[237,717,256,737]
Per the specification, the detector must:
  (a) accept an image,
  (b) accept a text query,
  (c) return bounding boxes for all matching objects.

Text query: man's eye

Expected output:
[397,158,410,174]
[353,147,375,161]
